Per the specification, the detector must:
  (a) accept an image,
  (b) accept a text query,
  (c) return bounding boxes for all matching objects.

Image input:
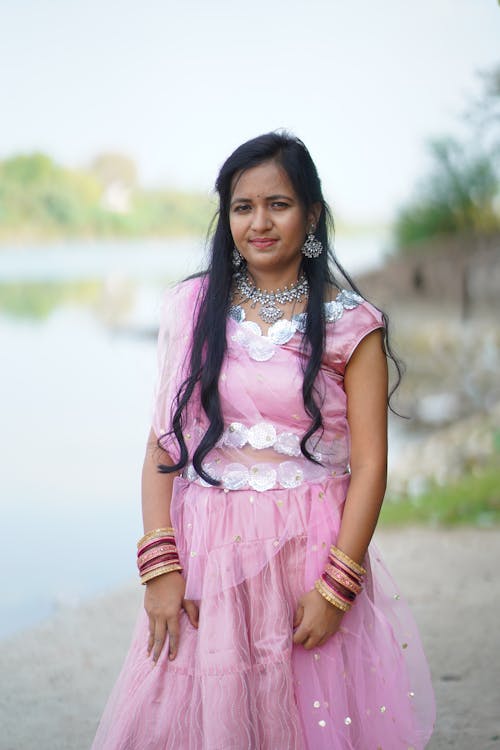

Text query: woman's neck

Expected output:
[245,263,303,291]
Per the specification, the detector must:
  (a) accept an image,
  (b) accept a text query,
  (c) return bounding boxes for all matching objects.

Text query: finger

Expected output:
[292,622,310,646]
[302,634,319,651]
[183,599,199,629]
[147,615,155,656]
[293,604,304,629]
[167,614,180,660]
[152,619,167,663]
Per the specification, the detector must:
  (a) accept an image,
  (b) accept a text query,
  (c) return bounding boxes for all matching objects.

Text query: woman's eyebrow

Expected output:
[230,193,294,207]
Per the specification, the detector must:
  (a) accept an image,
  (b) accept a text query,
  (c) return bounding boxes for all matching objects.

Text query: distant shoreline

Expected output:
[0,221,392,249]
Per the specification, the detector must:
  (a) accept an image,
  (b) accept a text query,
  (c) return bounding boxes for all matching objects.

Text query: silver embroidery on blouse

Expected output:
[221,421,291,453]
[247,422,277,449]
[224,422,249,448]
[274,431,302,457]
[336,289,364,310]
[218,421,342,465]
[229,289,364,359]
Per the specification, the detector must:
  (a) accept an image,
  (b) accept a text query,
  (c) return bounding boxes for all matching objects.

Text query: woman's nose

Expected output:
[250,206,272,232]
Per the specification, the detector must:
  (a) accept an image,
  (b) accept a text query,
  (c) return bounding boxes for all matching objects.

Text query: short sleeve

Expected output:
[325,299,385,377]
[344,300,385,366]
[150,277,202,461]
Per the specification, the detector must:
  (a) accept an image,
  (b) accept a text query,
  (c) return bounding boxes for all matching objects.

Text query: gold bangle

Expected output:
[315,578,351,612]
[140,563,183,585]
[137,527,176,549]
[314,578,352,612]
[330,544,366,576]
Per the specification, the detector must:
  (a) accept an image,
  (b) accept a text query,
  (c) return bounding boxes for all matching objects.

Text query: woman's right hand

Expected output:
[144,572,199,663]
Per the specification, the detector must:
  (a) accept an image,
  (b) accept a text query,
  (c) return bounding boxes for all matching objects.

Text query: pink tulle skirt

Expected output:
[91,476,435,749]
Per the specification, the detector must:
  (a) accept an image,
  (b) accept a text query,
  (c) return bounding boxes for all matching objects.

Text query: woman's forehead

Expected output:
[230,160,296,199]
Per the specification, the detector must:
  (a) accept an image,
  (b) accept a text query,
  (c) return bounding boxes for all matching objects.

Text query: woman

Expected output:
[92,132,435,749]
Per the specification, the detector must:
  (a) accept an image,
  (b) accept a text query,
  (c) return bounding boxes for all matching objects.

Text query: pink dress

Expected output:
[91,276,435,749]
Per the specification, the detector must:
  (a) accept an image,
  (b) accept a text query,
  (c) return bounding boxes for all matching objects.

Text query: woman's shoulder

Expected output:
[161,273,207,309]
[323,284,385,372]
[158,274,207,336]
[171,272,207,297]
[323,284,383,328]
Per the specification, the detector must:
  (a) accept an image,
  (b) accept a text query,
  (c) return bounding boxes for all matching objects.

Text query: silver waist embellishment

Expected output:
[219,421,302,456]
[184,460,323,492]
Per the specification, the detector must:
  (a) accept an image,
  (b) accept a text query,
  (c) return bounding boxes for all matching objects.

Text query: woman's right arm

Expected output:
[141,428,199,664]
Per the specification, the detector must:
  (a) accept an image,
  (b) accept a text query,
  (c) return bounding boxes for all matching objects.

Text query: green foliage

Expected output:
[132,189,215,236]
[393,137,500,251]
[0,152,215,242]
[380,462,500,527]
[0,280,103,319]
[392,64,500,253]
[89,153,138,188]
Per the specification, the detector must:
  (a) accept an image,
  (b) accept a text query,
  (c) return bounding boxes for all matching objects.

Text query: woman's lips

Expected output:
[249,238,277,249]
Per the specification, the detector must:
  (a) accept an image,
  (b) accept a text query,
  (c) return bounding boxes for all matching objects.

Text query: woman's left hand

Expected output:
[292,588,345,649]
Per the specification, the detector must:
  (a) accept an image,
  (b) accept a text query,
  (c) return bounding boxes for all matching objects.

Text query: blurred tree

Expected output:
[392,63,500,253]
[0,152,58,184]
[89,153,138,188]
[0,150,213,241]
[88,153,138,215]
[464,63,500,158]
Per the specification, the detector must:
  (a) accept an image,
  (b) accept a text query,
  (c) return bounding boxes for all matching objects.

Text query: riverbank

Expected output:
[0,528,498,750]
[384,311,500,512]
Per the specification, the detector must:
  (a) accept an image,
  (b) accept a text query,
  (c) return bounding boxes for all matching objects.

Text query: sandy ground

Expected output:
[0,528,499,750]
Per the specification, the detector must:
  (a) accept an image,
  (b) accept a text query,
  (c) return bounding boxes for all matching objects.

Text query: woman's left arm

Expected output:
[335,327,388,564]
[292,328,388,649]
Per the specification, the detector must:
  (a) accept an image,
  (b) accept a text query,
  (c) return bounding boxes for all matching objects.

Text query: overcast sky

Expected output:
[1,0,499,223]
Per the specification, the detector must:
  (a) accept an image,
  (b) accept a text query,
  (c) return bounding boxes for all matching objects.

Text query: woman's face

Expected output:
[229,160,319,281]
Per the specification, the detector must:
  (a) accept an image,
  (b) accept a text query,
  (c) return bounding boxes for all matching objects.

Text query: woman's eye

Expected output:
[234,204,250,213]
[271,202,289,209]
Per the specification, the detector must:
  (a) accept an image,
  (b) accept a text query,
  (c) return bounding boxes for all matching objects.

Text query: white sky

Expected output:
[1,0,499,223]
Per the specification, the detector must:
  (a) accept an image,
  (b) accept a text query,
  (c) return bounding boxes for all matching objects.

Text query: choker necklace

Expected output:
[234,270,309,324]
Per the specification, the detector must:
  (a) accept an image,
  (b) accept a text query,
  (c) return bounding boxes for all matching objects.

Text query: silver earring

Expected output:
[302,227,323,259]
[232,247,244,269]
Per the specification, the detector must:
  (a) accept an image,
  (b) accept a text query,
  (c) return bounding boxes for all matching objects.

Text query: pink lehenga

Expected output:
[91,276,435,750]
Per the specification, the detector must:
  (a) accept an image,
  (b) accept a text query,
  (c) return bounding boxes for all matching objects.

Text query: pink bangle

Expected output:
[137,527,176,549]
[140,559,182,578]
[327,557,363,586]
[323,574,356,602]
[137,536,176,557]
[137,544,178,567]
[321,572,354,603]
[139,553,180,574]
[140,551,180,568]
[324,564,362,595]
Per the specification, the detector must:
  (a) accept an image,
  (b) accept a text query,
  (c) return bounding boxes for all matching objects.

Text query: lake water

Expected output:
[0,233,396,639]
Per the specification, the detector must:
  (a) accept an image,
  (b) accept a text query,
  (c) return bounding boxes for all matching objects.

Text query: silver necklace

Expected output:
[233,270,309,324]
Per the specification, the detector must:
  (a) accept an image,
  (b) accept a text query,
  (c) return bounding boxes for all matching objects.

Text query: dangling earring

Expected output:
[232,247,244,269]
[302,226,323,259]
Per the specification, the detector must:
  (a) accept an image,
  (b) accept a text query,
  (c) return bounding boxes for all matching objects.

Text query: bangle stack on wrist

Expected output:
[137,526,183,585]
[315,544,366,613]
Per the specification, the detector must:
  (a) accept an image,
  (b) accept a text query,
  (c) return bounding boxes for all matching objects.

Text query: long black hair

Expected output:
[157,131,402,483]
